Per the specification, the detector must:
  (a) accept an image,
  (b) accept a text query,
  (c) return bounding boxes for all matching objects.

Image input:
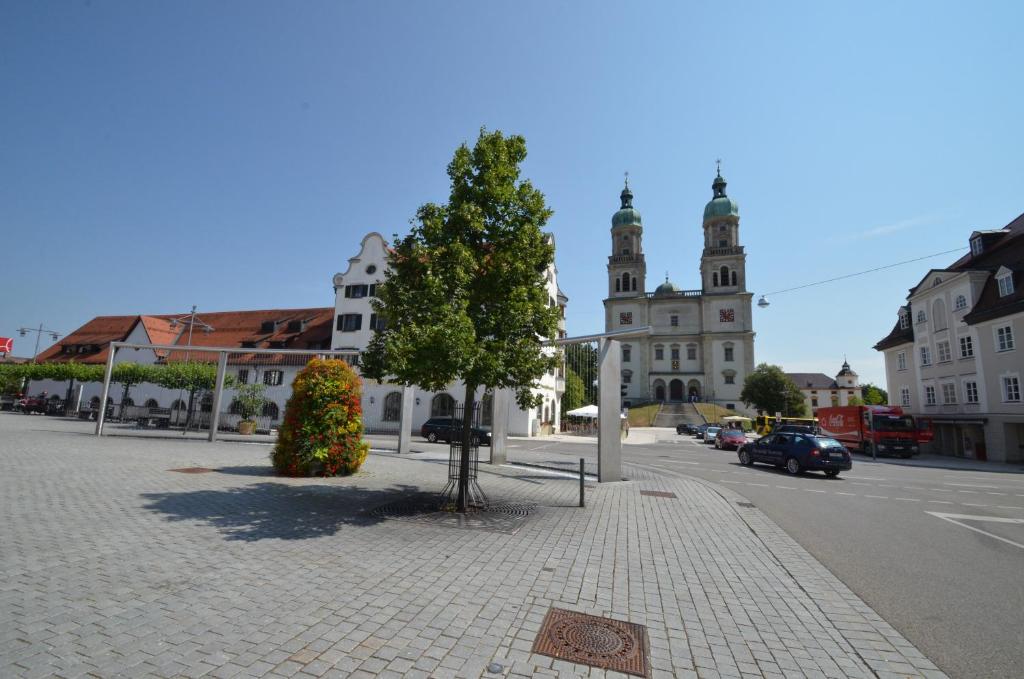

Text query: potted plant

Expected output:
[235,383,268,435]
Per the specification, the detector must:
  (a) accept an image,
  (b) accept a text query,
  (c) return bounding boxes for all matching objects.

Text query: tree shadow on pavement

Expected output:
[140,482,425,541]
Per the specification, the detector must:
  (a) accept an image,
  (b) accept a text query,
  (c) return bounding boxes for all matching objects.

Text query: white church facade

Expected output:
[604,170,756,408]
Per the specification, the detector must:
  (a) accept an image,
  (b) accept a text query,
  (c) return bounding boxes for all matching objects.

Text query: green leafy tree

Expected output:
[740,363,807,417]
[111,363,154,416]
[861,383,888,405]
[560,366,586,413]
[149,361,225,427]
[233,383,268,422]
[362,129,560,511]
[847,395,865,406]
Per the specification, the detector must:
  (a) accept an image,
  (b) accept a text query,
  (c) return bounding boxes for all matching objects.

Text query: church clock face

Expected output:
[619,312,633,325]
[719,308,735,323]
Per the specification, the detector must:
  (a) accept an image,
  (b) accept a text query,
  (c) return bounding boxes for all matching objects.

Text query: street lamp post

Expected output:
[168,306,215,431]
[18,324,61,362]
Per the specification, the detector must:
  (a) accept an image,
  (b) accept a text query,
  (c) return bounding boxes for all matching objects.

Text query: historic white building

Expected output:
[786,360,861,416]
[604,171,755,408]
[332,232,567,436]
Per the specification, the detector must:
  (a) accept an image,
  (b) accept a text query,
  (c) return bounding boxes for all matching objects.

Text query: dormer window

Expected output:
[954,295,967,311]
[286,320,304,333]
[997,267,1014,297]
[260,320,277,334]
[970,237,983,256]
[899,312,909,330]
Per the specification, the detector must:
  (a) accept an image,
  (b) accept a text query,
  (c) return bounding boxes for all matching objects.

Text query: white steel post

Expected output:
[488,388,511,465]
[208,352,229,442]
[598,338,623,482]
[397,385,414,454]
[94,344,117,436]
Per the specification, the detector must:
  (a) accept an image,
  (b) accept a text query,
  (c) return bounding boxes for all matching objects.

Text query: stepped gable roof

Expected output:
[785,373,839,390]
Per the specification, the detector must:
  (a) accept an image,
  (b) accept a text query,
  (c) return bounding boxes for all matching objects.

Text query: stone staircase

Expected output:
[652,402,705,429]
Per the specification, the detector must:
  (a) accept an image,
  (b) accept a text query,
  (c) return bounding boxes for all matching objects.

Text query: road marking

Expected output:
[944,482,1002,489]
[927,500,954,505]
[836,492,857,496]
[957,490,979,494]
[745,483,769,487]
[962,503,990,508]
[850,476,888,481]
[776,486,797,490]
[865,495,889,499]
[926,512,1024,550]
[997,506,1024,511]
[928,488,954,492]
[987,492,1008,496]
[803,489,826,493]
[894,497,920,502]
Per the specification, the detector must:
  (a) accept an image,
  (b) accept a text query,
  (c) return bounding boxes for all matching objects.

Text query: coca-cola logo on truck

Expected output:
[823,414,847,429]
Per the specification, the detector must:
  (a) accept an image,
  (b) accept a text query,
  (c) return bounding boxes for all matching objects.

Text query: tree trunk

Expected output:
[456,382,476,512]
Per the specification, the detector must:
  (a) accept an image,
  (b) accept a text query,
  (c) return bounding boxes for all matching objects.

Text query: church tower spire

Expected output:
[607,175,646,296]
[699,162,746,292]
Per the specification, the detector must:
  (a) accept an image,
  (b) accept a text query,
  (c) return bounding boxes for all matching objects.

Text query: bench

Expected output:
[133,406,172,428]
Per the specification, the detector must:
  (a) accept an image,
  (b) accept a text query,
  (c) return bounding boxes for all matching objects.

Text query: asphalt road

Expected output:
[499,435,1024,679]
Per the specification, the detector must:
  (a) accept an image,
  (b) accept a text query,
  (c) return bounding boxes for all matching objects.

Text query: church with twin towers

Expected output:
[604,167,756,410]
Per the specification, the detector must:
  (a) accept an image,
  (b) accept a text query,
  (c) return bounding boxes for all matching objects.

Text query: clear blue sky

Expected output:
[2,1,1022,388]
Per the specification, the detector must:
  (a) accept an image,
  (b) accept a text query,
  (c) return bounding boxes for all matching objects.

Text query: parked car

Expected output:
[676,423,699,435]
[714,428,747,450]
[738,432,852,477]
[693,424,708,439]
[420,417,492,446]
[703,426,722,444]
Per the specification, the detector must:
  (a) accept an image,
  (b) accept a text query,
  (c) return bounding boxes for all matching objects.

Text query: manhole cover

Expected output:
[639,490,676,499]
[532,608,648,676]
[370,497,537,534]
[168,467,214,474]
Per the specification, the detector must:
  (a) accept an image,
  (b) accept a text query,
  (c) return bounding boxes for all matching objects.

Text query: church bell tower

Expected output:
[607,178,646,297]
[699,163,746,293]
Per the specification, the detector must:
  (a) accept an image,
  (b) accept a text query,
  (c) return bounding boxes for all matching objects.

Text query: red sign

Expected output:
[0,337,12,353]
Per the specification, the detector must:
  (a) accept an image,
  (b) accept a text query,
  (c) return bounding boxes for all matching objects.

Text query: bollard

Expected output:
[579,458,585,508]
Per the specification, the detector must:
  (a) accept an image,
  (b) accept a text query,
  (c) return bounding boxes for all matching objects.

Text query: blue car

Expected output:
[737,432,852,478]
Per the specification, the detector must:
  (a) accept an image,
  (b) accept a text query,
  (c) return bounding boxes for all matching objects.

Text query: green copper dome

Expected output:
[654,276,680,296]
[612,181,642,227]
[703,171,739,221]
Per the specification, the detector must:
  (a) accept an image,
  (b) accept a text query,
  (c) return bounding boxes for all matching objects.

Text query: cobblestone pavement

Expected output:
[1,415,946,678]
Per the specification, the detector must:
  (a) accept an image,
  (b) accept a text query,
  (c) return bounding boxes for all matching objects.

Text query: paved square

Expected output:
[0,415,947,678]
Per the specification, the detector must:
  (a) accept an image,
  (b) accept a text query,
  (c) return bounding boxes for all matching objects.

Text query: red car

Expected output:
[714,429,747,450]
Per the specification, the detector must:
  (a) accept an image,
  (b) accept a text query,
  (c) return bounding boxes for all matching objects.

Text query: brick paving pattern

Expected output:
[0,415,946,678]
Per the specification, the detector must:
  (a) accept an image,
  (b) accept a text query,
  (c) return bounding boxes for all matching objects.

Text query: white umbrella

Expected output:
[565,404,627,419]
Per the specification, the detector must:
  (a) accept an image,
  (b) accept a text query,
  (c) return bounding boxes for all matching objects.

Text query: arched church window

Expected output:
[713,273,719,286]
[615,279,621,292]
[622,272,630,290]
[731,271,737,286]
[720,266,729,284]
[631,277,637,291]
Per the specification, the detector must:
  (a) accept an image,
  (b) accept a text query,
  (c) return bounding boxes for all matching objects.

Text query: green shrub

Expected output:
[271,358,369,477]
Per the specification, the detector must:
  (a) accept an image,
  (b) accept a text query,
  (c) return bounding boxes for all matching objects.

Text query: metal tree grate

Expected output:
[532,608,649,676]
[168,467,215,474]
[370,497,536,535]
[440,403,486,507]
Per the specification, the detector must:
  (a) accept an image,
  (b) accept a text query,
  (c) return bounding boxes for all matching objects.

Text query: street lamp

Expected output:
[757,295,770,308]
[17,324,62,362]
[168,305,214,363]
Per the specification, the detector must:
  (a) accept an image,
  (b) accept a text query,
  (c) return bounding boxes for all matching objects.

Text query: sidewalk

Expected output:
[0,415,947,678]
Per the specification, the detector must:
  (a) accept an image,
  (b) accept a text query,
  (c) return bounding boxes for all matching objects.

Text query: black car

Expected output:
[676,423,699,435]
[738,432,852,477]
[420,417,492,446]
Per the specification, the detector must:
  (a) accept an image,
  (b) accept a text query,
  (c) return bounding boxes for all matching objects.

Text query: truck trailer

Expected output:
[816,405,926,457]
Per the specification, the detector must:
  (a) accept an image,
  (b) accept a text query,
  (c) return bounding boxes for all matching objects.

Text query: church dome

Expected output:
[654,277,680,296]
[612,181,642,227]
[703,170,739,222]
[837,360,857,377]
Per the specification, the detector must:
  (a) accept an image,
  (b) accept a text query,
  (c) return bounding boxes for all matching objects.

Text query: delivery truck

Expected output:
[816,405,926,457]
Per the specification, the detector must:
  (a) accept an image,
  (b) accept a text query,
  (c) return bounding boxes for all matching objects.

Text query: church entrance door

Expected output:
[687,380,701,401]
[669,379,684,401]
[653,379,666,401]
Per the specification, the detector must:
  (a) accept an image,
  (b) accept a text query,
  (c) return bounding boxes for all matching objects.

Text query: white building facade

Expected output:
[332,232,567,437]
[603,172,755,408]
[786,361,861,415]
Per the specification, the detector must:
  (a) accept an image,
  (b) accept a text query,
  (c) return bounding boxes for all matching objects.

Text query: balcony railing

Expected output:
[644,289,702,298]
[608,254,643,265]
[703,246,745,257]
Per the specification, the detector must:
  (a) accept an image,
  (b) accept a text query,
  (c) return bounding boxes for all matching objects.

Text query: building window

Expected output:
[897,352,907,371]
[917,310,927,324]
[237,369,249,384]
[631,277,637,291]
[971,237,983,256]
[959,335,974,358]
[941,383,957,405]
[723,344,734,362]
[622,345,631,362]
[337,314,362,332]
[925,385,936,405]
[654,345,664,360]
[731,271,737,286]
[671,346,680,361]
[899,313,909,329]
[996,325,1015,352]
[621,272,630,291]
[964,381,978,404]
[687,344,697,360]
[723,372,735,385]
[369,314,386,331]
[900,387,911,407]
[811,398,819,407]
[720,266,729,285]
[954,295,967,311]
[920,346,931,366]
[712,272,719,286]
[937,341,951,363]
[344,284,370,298]
[619,311,633,325]
[382,391,402,421]
[615,279,621,292]
[670,314,678,327]
[622,370,632,384]
[998,272,1015,297]
[262,402,280,420]
[263,370,284,386]
[431,393,455,417]
[1003,376,1021,402]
